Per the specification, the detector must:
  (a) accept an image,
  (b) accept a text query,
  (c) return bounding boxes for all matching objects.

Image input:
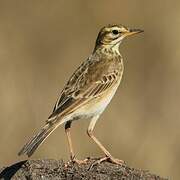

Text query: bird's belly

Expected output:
[73,83,120,120]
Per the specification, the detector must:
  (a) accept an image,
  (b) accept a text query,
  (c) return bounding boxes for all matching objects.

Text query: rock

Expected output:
[0,159,168,180]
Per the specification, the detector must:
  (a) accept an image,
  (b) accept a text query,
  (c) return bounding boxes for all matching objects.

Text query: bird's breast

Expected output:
[76,80,121,119]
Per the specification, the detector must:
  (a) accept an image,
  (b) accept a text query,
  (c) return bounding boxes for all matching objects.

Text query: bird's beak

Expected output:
[124,29,144,37]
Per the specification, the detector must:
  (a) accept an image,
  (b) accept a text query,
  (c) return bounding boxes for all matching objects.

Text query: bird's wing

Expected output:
[47,57,122,121]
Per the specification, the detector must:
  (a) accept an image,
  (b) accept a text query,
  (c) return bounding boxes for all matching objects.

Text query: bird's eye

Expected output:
[112,30,119,35]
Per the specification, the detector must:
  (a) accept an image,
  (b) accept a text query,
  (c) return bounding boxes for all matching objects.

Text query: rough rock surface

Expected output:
[0,158,168,180]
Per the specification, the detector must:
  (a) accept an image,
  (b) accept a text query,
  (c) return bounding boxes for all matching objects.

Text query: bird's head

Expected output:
[95,24,143,50]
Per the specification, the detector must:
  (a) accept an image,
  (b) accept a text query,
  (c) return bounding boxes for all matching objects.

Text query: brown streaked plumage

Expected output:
[18,24,143,165]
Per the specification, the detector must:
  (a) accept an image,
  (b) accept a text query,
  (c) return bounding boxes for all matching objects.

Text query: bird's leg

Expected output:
[65,121,75,160]
[65,121,88,164]
[87,116,124,166]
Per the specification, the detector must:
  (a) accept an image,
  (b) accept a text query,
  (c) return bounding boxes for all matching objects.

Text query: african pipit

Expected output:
[18,24,143,165]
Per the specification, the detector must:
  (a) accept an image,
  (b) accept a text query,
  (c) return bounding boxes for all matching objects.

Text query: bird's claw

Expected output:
[89,156,124,170]
[67,155,89,165]
[72,158,89,164]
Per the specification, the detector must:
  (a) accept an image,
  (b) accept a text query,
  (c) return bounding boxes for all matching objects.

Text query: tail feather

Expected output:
[18,121,61,157]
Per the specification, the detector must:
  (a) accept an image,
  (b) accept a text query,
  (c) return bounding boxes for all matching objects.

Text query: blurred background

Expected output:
[0,0,179,179]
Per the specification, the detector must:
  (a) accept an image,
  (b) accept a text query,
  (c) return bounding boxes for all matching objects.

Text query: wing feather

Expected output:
[48,55,122,122]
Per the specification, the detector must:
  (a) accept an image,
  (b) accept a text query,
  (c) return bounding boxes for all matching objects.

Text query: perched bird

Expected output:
[18,24,143,165]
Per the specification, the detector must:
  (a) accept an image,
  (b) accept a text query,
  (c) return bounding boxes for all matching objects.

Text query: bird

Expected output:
[18,24,143,165]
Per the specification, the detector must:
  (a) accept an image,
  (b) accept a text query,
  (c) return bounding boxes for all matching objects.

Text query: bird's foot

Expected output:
[65,157,88,168]
[72,157,89,164]
[89,156,124,169]
[107,156,124,165]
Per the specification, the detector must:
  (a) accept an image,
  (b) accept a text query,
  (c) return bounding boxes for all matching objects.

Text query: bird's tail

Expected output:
[18,120,62,157]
